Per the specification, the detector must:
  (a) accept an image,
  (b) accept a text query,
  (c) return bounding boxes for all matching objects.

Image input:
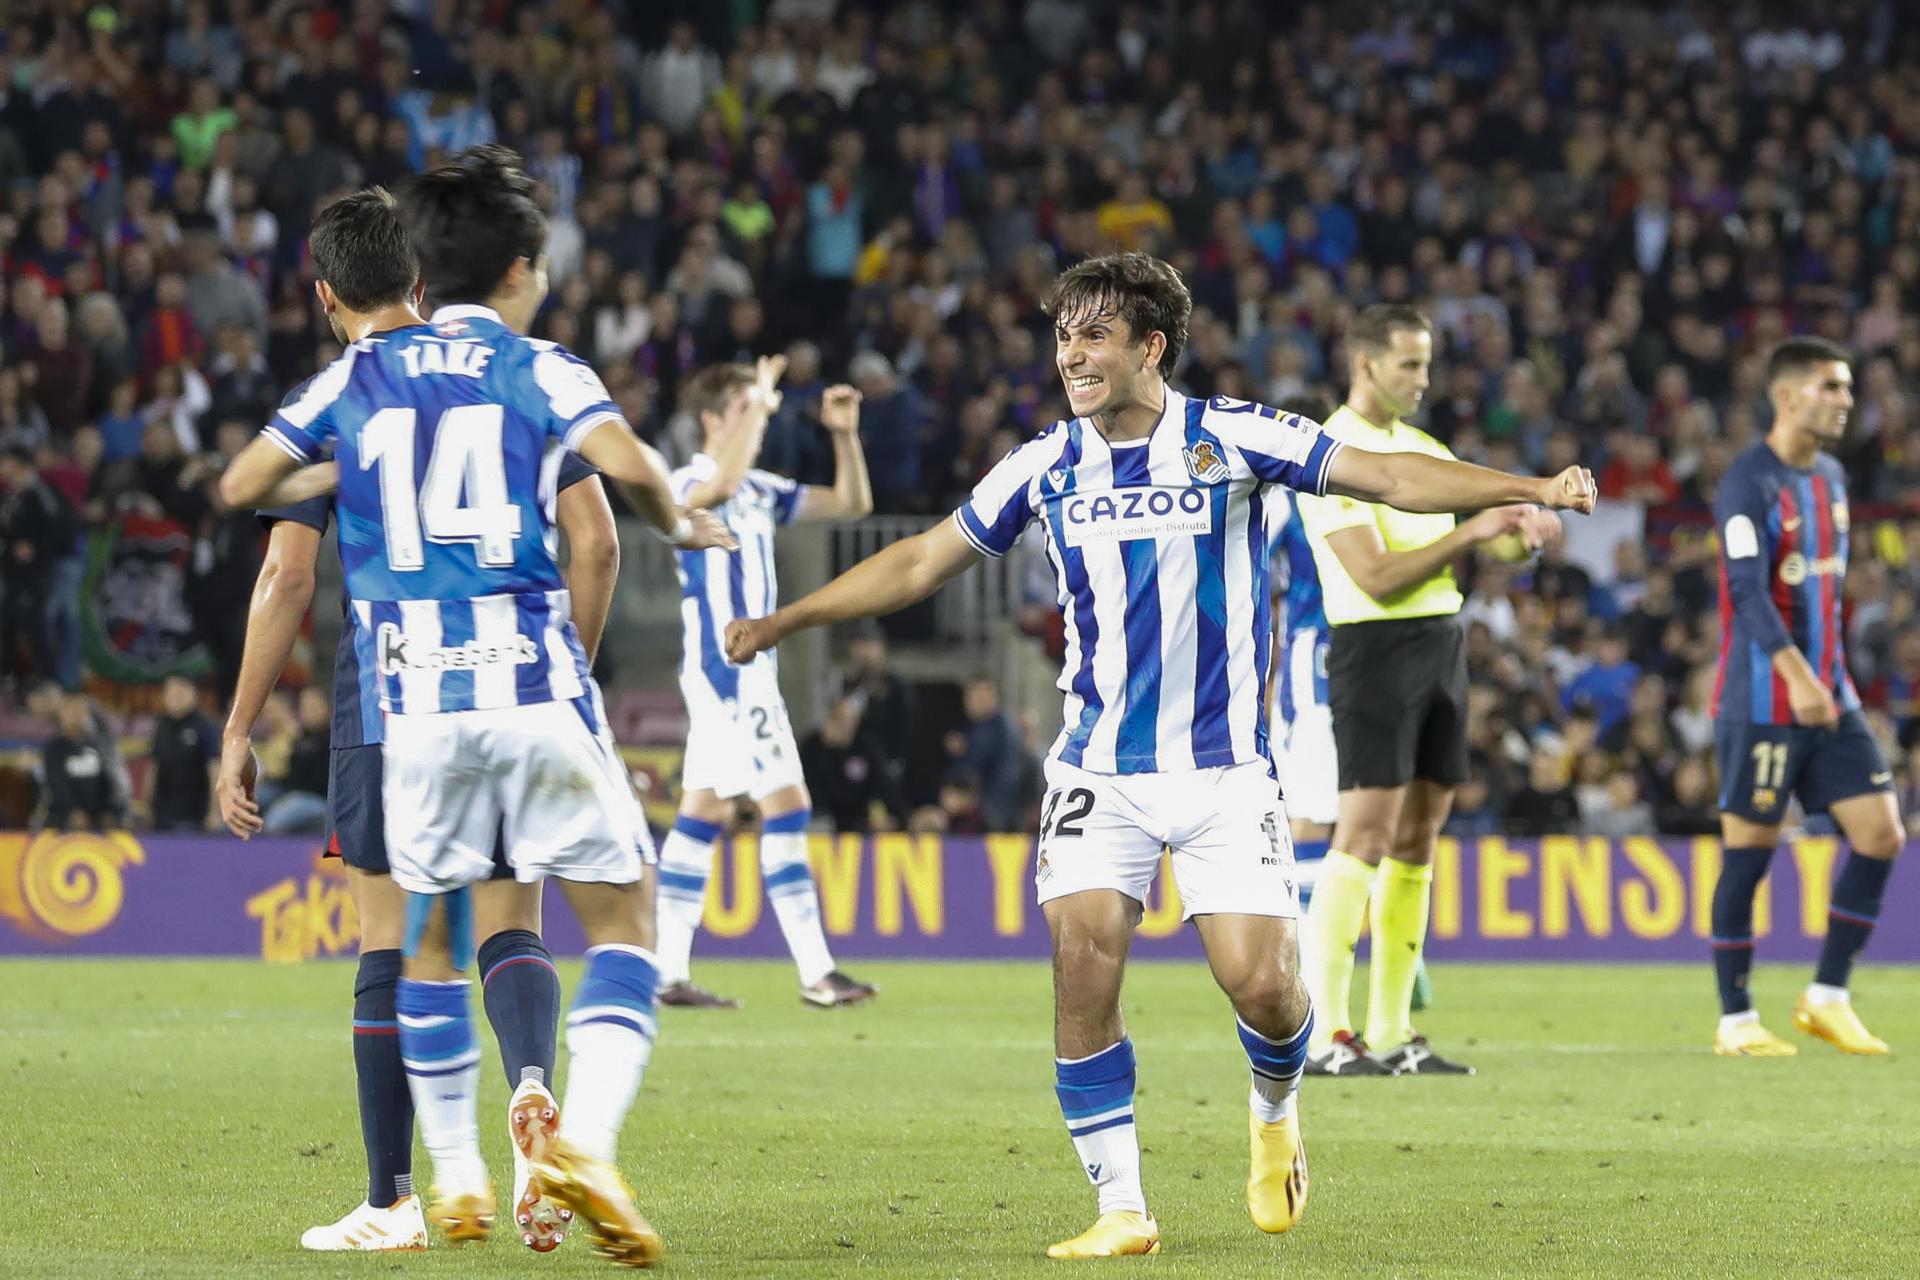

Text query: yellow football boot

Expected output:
[1045,1210,1162,1258]
[1713,1019,1798,1057]
[426,1185,496,1244]
[532,1142,665,1268]
[1794,996,1890,1055]
[1246,1109,1309,1233]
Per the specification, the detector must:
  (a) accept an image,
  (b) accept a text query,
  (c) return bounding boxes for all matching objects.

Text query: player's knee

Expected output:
[1220,963,1305,1033]
[1855,821,1905,861]
[1337,828,1391,863]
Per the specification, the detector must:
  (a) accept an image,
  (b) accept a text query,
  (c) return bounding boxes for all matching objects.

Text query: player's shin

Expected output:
[559,944,661,1163]
[761,808,835,985]
[1055,1038,1147,1216]
[478,928,560,1088]
[1365,857,1433,1049]
[352,949,415,1209]
[655,816,720,983]
[1812,849,1894,995]
[1239,1009,1312,1123]
[1711,846,1775,1016]
[395,976,487,1195]
[1302,850,1372,1050]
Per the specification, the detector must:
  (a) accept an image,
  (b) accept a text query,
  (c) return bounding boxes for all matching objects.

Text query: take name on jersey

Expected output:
[669,454,802,702]
[259,304,620,716]
[1713,441,1861,725]
[955,389,1341,775]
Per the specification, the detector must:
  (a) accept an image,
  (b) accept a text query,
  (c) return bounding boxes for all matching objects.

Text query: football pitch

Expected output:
[3,959,1913,1278]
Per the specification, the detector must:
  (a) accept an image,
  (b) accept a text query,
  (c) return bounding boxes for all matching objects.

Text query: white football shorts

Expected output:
[678,673,805,801]
[1033,758,1299,920]
[381,692,651,894]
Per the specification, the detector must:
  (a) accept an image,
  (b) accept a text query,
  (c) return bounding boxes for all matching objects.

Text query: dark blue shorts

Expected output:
[325,744,512,879]
[1715,711,1893,825]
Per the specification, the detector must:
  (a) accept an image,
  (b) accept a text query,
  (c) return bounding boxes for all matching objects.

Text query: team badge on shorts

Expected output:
[1182,441,1229,484]
[1752,786,1776,812]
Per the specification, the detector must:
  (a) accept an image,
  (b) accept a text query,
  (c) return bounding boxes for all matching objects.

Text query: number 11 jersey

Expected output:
[261,304,619,716]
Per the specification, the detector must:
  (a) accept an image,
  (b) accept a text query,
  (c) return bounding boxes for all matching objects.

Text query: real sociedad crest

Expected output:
[1182,441,1229,483]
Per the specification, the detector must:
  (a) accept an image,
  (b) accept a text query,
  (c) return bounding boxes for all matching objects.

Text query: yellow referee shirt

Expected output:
[1298,405,1465,625]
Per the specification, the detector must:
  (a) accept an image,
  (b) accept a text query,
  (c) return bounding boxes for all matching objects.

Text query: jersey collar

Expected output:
[429,304,504,326]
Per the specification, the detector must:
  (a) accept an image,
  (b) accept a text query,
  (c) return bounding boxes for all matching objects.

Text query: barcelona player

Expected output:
[1710,337,1904,1056]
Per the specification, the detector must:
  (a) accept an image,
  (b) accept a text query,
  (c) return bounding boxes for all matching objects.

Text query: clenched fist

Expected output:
[724,616,779,664]
[1538,465,1598,514]
[819,384,862,434]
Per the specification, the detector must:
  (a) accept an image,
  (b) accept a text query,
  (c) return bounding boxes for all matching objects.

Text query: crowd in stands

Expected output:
[6,0,1920,837]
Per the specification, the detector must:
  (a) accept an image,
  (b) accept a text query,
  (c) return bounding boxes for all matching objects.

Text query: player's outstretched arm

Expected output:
[683,354,785,508]
[725,517,981,663]
[1326,446,1596,515]
[796,385,874,521]
[218,437,321,509]
[574,417,737,551]
[557,475,619,664]
[217,520,321,838]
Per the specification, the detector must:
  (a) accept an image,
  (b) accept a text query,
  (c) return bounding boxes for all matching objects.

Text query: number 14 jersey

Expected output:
[261,304,619,716]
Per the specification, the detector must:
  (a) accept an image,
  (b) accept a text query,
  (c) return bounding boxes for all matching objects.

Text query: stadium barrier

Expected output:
[1,831,1913,963]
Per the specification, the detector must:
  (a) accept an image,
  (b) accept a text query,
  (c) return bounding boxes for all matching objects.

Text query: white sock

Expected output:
[1250,1085,1297,1123]
[1056,1040,1147,1217]
[1719,1009,1759,1035]
[560,945,660,1163]
[654,819,719,983]
[1804,982,1849,1007]
[396,979,486,1193]
[761,818,835,986]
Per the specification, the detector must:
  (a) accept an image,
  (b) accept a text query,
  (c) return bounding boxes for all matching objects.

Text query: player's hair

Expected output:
[684,362,756,425]
[1348,303,1432,355]
[1276,392,1336,424]
[396,144,546,308]
[1767,336,1852,385]
[306,187,417,313]
[1043,251,1191,376]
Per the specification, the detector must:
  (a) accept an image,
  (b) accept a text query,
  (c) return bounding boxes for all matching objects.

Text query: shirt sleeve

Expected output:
[1715,462,1794,658]
[749,468,803,525]
[261,358,353,463]
[952,432,1050,558]
[1231,405,1344,495]
[556,450,600,494]
[525,342,624,450]
[669,455,713,504]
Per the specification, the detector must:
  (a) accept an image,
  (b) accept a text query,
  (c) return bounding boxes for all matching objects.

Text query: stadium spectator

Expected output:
[263,687,329,835]
[39,694,122,831]
[147,674,218,832]
[0,447,74,692]
[801,695,904,834]
[943,675,1026,833]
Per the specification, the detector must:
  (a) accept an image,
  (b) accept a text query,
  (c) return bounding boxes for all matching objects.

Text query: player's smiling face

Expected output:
[1055,309,1156,419]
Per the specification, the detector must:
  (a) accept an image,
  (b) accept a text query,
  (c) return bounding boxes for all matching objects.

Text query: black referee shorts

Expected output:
[1327,615,1470,791]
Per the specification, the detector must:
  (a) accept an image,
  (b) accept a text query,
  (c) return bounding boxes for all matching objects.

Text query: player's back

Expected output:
[265,306,622,715]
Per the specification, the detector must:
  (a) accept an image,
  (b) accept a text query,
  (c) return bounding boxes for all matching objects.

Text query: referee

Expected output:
[1297,304,1560,1076]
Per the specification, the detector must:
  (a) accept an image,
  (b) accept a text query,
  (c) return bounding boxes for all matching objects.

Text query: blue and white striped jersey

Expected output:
[670,454,802,700]
[1266,488,1330,725]
[260,304,620,716]
[955,389,1342,774]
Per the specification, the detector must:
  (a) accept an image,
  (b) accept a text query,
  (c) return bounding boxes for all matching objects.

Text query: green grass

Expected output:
[1,959,1914,1278]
